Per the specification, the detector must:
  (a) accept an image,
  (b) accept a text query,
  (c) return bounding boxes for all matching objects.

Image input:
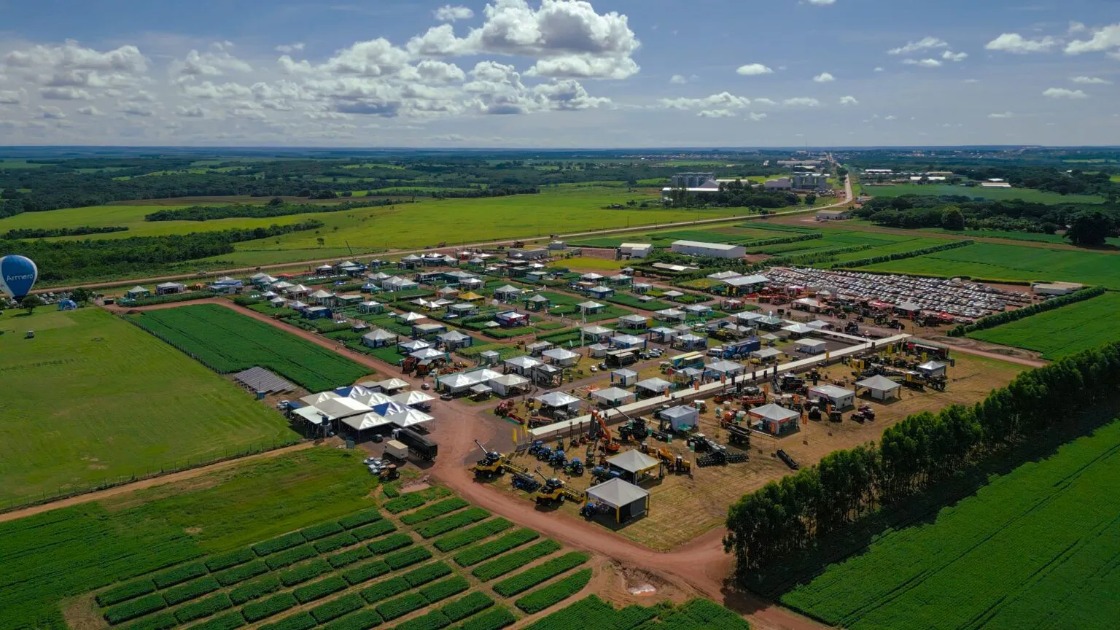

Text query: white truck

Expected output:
[383,439,409,462]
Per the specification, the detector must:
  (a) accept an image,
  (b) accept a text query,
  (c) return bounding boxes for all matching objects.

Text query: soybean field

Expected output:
[968,291,1120,359]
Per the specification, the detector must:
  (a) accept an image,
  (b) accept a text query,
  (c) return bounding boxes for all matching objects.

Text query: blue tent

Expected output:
[57,299,78,311]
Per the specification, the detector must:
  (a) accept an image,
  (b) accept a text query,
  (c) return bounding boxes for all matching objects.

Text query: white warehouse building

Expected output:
[670,240,746,259]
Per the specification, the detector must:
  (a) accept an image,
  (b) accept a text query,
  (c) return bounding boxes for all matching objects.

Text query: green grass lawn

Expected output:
[969,292,1120,359]
[854,242,1120,289]
[864,183,1105,204]
[780,416,1120,630]
[0,308,297,506]
[0,448,374,629]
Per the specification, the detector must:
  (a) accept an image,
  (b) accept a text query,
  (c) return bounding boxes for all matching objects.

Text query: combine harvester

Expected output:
[531,472,583,506]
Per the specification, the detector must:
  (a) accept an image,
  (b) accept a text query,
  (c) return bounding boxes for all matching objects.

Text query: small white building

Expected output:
[794,338,828,354]
[670,240,746,259]
[808,384,856,411]
[619,243,653,258]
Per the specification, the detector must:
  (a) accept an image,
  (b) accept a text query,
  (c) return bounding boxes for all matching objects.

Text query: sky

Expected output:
[0,0,1118,148]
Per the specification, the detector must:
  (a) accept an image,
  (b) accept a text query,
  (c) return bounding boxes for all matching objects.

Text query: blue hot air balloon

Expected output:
[0,255,39,300]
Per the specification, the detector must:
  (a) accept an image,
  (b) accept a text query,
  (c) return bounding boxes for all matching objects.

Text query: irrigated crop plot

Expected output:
[968,292,1120,359]
[781,417,1120,630]
[0,308,295,506]
[130,304,373,392]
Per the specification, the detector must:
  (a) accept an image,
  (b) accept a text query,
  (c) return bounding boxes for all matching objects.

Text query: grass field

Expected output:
[864,183,1105,204]
[0,308,295,506]
[130,304,374,392]
[780,416,1120,630]
[969,292,1120,359]
[855,242,1120,289]
[0,448,377,629]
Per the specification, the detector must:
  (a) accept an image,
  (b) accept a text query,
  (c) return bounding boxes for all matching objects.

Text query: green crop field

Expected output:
[780,417,1120,630]
[130,304,374,392]
[0,308,295,506]
[864,183,1105,204]
[969,292,1120,359]
[854,242,1120,289]
[0,448,375,629]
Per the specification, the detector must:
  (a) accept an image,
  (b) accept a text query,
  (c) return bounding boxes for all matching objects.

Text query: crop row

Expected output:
[399,497,469,524]
[434,519,512,553]
[454,529,539,566]
[492,552,589,597]
[472,540,561,581]
[457,606,517,630]
[418,508,490,538]
[514,569,592,613]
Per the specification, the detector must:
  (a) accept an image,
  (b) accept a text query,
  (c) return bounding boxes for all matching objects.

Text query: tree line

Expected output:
[831,240,974,269]
[724,341,1120,580]
[1,226,128,238]
[144,197,407,222]
[947,286,1107,336]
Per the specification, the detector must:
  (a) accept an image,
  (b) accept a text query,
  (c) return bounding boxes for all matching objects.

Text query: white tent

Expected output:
[292,406,327,426]
[749,403,800,434]
[341,412,392,432]
[592,386,636,407]
[384,408,434,428]
[809,384,856,410]
[490,373,530,397]
[795,338,828,354]
[856,375,902,401]
[586,478,649,523]
[606,450,660,482]
[542,348,580,366]
[401,312,427,322]
[376,378,411,392]
[659,405,699,431]
[391,390,435,406]
[300,391,341,406]
[635,377,672,396]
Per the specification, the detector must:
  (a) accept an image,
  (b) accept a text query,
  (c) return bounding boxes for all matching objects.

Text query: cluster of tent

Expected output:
[288,381,435,435]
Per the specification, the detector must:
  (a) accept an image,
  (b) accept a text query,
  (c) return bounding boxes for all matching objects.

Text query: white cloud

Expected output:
[533,78,610,110]
[805,0,836,5]
[38,105,66,119]
[660,91,751,110]
[1065,23,1120,54]
[76,105,102,116]
[1071,75,1110,84]
[40,86,91,100]
[736,63,773,76]
[181,81,253,99]
[0,88,26,104]
[813,72,835,83]
[903,58,942,68]
[889,36,948,55]
[1043,87,1088,99]
[434,5,474,21]
[173,47,252,79]
[839,95,858,105]
[274,42,305,54]
[526,55,638,80]
[783,97,820,107]
[121,102,154,116]
[884,114,897,120]
[988,111,1013,119]
[2,40,148,90]
[752,97,776,106]
[873,66,884,72]
[175,105,206,117]
[985,33,1059,54]
[669,74,687,84]
[697,109,737,118]
[748,112,767,121]
[942,50,968,62]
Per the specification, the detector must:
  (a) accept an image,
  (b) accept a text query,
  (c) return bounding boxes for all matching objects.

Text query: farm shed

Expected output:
[534,391,582,418]
[478,350,501,366]
[619,243,652,258]
[809,384,856,410]
[670,240,746,259]
[649,326,678,343]
[659,405,699,431]
[611,368,639,387]
[587,286,614,299]
[632,282,652,294]
[233,367,295,394]
[856,375,901,401]
[609,274,632,286]
[586,478,650,523]
[362,328,398,348]
[525,294,551,310]
[542,347,580,367]
[749,403,800,435]
[606,450,660,485]
[636,377,672,398]
[412,323,447,339]
[592,386,636,408]
[795,338,828,354]
[447,303,478,317]
[156,282,185,295]
[358,301,384,314]
[303,306,331,320]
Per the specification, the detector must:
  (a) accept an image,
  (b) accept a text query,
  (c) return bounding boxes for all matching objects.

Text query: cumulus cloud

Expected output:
[1043,87,1088,99]
[783,97,820,107]
[697,109,737,118]
[176,105,206,117]
[748,112,767,121]
[839,95,858,105]
[659,91,751,110]
[275,42,305,54]
[1065,23,1120,54]
[942,50,968,62]
[873,66,884,72]
[813,72,835,83]
[1071,75,1110,84]
[40,86,91,100]
[988,111,1013,119]
[669,74,687,84]
[76,105,102,115]
[0,88,26,104]
[173,47,252,80]
[888,36,947,55]
[736,63,773,76]
[2,40,148,90]
[38,105,66,119]
[985,33,1059,54]
[805,0,835,5]
[434,5,474,21]
[121,102,154,116]
[903,58,942,68]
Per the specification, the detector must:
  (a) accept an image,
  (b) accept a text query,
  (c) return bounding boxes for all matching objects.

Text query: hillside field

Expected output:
[780,417,1120,629]
[0,307,295,506]
[968,292,1120,359]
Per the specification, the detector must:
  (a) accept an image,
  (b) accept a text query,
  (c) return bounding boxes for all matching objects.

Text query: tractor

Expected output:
[850,404,876,423]
[470,440,505,478]
[564,457,584,476]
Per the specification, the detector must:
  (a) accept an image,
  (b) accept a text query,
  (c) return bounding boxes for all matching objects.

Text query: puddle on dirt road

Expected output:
[628,583,657,596]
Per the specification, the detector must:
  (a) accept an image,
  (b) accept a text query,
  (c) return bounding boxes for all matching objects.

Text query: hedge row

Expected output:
[383,493,427,513]
[98,580,156,608]
[206,548,256,573]
[948,285,1107,336]
[402,561,453,587]
[349,519,396,542]
[314,532,358,554]
[215,560,268,586]
[418,508,490,539]
[228,575,281,605]
[300,521,344,541]
[441,592,494,622]
[342,560,391,586]
[514,569,592,613]
[472,540,561,581]
[104,594,166,625]
[242,593,298,623]
[399,498,469,525]
[420,576,470,605]
[164,575,220,606]
[454,529,539,567]
[175,593,233,624]
[338,507,383,529]
[456,606,516,630]
[190,611,247,630]
[434,519,512,553]
[252,531,307,557]
[385,545,434,570]
[310,593,364,624]
[265,545,317,571]
[369,533,414,555]
[833,239,974,270]
[320,609,382,630]
[150,562,207,589]
[360,576,411,605]
[493,552,589,597]
[279,558,332,587]
[293,575,347,604]
[328,545,373,569]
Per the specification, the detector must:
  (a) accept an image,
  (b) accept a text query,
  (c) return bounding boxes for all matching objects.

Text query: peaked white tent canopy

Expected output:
[384,408,434,428]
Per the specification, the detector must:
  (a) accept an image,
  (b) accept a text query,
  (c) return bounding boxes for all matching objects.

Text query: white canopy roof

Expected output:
[810,384,855,399]
[784,323,816,335]
[606,450,660,474]
[707,359,744,373]
[410,348,446,360]
[857,375,902,392]
[542,348,580,362]
[534,391,581,407]
[351,391,395,407]
[506,356,542,370]
[384,408,434,428]
[392,390,435,406]
[582,325,613,336]
[578,301,605,310]
[490,374,529,387]
[342,412,391,432]
[438,330,471,342]
[796,338,828,348]
[399,339,431,352]
[300,391,341,406]
[587,478,649,508]
[592,387,634,403]
[292,406,327,425]
[749,403,800,422]
[377,377,411,391]
[363,328,398,342]
[315,397,372,420]
[439,372,482,389]
[635,377,672,392]
[401,311,427,322]
[752,347,783,359]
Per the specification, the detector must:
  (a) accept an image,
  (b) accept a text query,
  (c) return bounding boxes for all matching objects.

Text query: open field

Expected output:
[525,595,751,629]
[129,304,374,392]
[780,416,1120,630]
[0,448,375,629]
[969,292,1120,359]
[864,183,1105,204]
[0,308,295,507]
[854,242,1120,289]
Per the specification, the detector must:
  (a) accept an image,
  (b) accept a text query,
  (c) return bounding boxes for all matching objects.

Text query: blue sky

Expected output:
[0,0,1117,147]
